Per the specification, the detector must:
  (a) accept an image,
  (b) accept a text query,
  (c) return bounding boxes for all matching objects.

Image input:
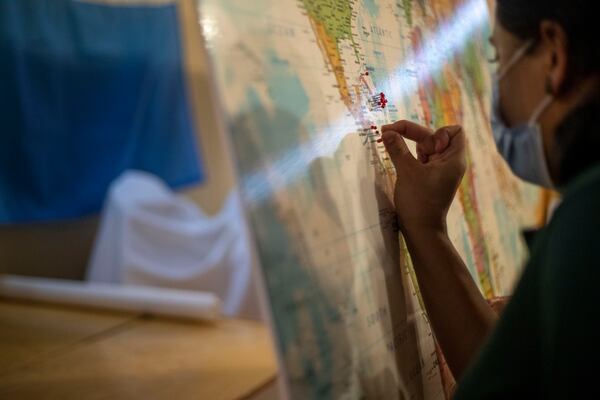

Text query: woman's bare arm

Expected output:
[403,226,497,379]
[381,121,497,379]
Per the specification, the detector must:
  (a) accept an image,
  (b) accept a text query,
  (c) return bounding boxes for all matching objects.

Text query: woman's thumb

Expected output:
[382,130,416,171]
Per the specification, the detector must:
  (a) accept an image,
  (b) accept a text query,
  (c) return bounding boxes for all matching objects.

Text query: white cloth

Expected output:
[87,170,260,319]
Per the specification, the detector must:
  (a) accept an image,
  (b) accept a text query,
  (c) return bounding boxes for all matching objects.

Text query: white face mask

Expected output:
[491,40,555,188]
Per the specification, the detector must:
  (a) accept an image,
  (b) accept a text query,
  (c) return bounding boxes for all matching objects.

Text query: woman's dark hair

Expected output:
[496,0,600,186]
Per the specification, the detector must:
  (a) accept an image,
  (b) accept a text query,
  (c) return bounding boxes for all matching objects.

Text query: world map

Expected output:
[199,0,545,398]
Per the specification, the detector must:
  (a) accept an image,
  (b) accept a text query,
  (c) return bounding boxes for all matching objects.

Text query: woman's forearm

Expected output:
[403,226,497,379]
[379,123,496,378]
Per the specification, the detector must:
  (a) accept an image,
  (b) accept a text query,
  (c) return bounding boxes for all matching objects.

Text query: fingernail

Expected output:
[446,125,461,134]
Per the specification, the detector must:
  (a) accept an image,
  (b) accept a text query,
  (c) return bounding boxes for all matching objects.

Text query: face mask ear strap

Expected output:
[497,39,535,80]
[528,94,553,126]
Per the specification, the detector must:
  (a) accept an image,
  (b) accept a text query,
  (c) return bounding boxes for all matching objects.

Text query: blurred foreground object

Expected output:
[87,171,260,319]
[0,274,221,321]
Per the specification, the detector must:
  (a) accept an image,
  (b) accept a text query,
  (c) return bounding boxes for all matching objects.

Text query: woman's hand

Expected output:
[381,120,467,235]
[382,121,496,379]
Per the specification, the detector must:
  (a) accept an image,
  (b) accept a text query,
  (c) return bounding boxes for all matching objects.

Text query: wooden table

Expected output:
[0,300,278,399]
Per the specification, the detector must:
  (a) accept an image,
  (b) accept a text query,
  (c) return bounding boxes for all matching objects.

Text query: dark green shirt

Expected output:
[455,163,600,399]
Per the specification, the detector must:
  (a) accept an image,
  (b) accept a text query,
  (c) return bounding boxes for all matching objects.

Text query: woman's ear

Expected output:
[539,20,569,94]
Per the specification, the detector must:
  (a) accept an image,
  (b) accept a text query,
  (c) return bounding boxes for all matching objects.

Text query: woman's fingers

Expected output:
[381,130,417,173]
[381,121,464,166]
[443,125,465,157]
[422,127,456,162]
[382,121,458,161]
[417,136,437,160]
[383,121,436,164]
[431,126,467,174]
[414,127,453,163]
[382,120,433,143]
[382,123,467,235]
[434,129,450,153]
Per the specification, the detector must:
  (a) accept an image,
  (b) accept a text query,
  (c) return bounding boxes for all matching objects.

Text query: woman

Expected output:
[381,0,599,397]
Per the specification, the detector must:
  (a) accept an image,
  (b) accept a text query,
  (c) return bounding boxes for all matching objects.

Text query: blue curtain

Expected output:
[0,0,203,223]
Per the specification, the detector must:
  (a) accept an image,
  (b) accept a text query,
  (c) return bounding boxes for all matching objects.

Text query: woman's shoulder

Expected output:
[538,162,600,291]
[529,163,600,397]
[555,162,600,213]
[546,163,600,236]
